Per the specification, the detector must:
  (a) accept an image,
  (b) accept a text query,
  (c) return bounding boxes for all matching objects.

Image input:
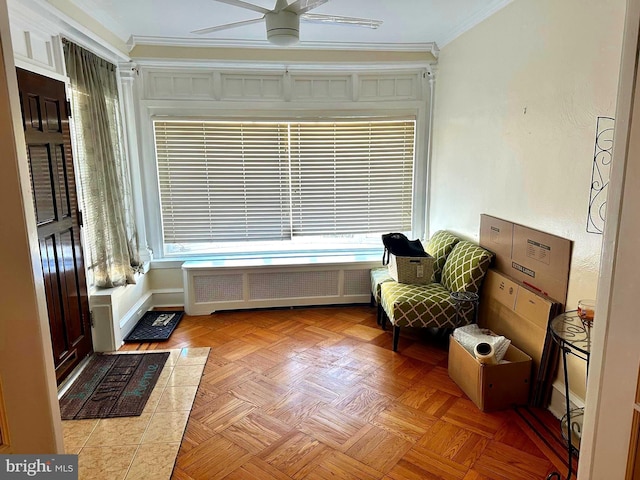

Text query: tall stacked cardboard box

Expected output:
[448,215,571,410]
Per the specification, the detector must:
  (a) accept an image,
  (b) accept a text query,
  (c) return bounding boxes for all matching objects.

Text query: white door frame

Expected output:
[0,0,63,453]
[579,0,640,477]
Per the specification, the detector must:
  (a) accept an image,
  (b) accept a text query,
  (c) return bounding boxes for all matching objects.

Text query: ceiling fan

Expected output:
[192,0,383,46]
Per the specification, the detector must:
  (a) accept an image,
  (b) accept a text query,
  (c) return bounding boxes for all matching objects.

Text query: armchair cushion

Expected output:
[441,241,493,294]
[370,266,393,304]
[424,230,461,283]
[371,231,459,303]
[380,281,458,329]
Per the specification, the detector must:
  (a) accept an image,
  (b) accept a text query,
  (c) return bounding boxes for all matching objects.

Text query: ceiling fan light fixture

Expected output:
[265,10,300,45]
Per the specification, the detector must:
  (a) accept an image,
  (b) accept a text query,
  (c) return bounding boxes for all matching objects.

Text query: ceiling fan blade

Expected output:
[191,17,264,34]
[301,13,382,29]
[210,0,271,15]
[284,0,329,14]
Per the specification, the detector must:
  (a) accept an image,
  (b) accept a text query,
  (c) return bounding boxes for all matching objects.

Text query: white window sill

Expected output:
[151,249,384,270]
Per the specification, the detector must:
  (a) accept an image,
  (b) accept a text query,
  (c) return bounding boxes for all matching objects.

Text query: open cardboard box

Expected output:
[448,335,532,412]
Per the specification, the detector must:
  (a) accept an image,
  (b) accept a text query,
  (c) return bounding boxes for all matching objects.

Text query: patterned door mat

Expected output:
[124,310,184,342]
[59,352,169,419]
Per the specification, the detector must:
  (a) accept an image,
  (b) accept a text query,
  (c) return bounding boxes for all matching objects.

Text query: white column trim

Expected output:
[118,61,153,264]
[424,65,437,240]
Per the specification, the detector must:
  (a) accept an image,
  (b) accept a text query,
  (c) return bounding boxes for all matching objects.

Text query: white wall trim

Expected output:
[548,380,585,420]
[579,1,640,477]
[437,0,514,47]
[118,291,154,340]
[9,0,129,64]
[133,66,431,259]
[128,35,439,55]
[0,0,64,452]
[131,58,436,72]
[152,289,185,308]
[13,58,67,82]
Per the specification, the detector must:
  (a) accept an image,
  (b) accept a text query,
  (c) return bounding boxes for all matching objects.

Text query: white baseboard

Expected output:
[90,278,178,351]
[152,289,184,308]
[119,291,154,342]
[548,380,585,419]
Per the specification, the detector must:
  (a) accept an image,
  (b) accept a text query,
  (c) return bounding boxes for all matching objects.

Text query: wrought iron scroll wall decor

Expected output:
[586,116,614,234]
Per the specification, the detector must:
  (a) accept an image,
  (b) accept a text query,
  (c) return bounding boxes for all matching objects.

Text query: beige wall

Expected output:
[148,267,182,291]
[430,0,625,399]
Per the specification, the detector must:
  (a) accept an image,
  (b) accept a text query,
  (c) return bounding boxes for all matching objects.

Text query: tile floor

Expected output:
[61,347,210,480]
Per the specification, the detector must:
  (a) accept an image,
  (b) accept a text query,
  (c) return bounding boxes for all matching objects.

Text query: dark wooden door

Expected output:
[16,68,93,385]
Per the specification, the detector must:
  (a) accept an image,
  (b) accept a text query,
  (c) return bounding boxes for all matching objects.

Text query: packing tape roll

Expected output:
[474,342,497,365]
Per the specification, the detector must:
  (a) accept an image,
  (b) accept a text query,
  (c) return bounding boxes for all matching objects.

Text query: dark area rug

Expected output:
[59,352,170,420]
[124,310,184,342]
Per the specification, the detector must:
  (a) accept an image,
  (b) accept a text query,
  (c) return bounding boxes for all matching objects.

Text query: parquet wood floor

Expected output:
[121,305,570,480]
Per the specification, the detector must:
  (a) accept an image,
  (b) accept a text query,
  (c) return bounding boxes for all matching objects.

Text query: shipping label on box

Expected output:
[511,225,571,304]
[388,254,435,285]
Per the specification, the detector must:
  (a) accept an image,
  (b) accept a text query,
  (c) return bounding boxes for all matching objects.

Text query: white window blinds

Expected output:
[155,121,290,243]
[289,120,415,236]
[154,118,415,248]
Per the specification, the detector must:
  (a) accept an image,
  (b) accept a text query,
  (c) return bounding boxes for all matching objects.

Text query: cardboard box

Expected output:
[511,224,572,305]
[479,269,559,374]
[448,335,532,412]
[478,215,514,274]
[479,214,572,306]
[388,254,435,284]
[478,269,562,407]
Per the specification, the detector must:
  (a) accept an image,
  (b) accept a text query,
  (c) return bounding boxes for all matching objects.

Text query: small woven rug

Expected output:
[59,352,169,420]
[124,310,184,342]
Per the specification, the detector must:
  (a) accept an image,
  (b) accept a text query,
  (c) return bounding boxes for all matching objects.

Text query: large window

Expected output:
[154,118,416,256]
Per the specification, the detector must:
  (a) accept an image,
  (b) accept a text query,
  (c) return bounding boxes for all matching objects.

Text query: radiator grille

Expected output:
[194,273,244,303]
[343,269,371,296]
[183,261,379,315]
[248,270,339,300]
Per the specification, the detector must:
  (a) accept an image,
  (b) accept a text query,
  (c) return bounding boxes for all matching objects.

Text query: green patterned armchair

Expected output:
[370,230,461,324]
[380,240,494,351]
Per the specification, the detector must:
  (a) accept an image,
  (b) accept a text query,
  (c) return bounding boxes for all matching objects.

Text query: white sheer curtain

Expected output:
[63,41,140,287]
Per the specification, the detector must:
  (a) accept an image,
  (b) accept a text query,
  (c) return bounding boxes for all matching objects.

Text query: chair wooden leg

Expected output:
[392,326,400,352]
[376,303,382,326]
[380,307,387,330]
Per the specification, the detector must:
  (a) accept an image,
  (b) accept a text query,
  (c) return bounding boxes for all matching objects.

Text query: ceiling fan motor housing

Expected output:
[265,10,300,45]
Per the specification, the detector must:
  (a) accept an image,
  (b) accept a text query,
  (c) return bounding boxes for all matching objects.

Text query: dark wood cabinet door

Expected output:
[17,68,93,384]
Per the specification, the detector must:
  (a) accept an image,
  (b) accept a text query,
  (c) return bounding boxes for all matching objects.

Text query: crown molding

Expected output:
[436,0,514,47]
[9,0,129,62]
[131,57,435,72]
[67,0,130,41]
[127,35,439,56]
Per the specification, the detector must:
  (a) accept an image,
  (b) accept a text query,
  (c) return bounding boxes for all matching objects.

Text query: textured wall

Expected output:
[430,0,625,399]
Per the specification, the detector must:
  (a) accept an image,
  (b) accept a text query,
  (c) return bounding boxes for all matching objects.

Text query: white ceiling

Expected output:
[67,0,513,51]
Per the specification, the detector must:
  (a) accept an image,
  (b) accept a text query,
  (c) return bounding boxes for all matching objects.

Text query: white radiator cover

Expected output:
[182,258,380,315]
